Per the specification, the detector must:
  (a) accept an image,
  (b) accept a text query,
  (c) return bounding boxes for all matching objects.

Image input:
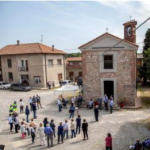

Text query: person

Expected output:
[28,97,33,111]
[98,96,102,110]
[50,119,56,138]
[76,115,81,134]
[12,101,17,112]
[59,79,62,87]
[87,99,93,109]
[129,140,142,150]
[142,139,150,150]
[9,104,14,115]
[70,119,76,138]
[44,123,53,147]
[105,133,112,150]
[8,114,13,132]
[62,98,67,108]
[22,118,30,136]
[109,97,113,114]
[58,122,64,144]
[48,81,51,89]
[32,96,36,103]
[36,94,42,109]
[30,118,37,131]
[69,104,75,118]
[30,124,36,144]
[20,99,24,113]
[77,95,83,108]
[57,98,62,112]
[25,105,30,123]
[94,105,99,121]
[82,119,88,140]
[13,114,20,133]
[63,120,69,139]
[32,102,37,119]
[20,122,26,139]
[43,118,49,128]
[37,123,46,146]
[52,81,55,88]
[103,94,108,111]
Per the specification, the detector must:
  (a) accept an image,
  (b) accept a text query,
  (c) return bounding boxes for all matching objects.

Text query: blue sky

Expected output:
[0,1,150,53]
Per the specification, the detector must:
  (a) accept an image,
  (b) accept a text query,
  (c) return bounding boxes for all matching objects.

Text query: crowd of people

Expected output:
[47,81,55,89]
[7,92,150,150]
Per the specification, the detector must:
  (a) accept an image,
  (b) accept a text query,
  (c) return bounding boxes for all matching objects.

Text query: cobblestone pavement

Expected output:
[0,89,150,150]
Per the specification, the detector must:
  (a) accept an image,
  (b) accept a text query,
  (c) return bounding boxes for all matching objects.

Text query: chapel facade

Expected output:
[79,20,138,106]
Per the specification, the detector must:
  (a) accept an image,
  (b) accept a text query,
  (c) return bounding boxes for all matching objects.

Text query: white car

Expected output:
[0,81,11,90]
[61,80,73,86]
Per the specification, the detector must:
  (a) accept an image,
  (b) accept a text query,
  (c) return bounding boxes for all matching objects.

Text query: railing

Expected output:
[66,64,82,69]
[18,66,28,72]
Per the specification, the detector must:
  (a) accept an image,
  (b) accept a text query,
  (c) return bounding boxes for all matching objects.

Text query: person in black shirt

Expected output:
[94,105,99,121]
[43,118,49,128]
[82,119,88,140]
[76,115,81,134]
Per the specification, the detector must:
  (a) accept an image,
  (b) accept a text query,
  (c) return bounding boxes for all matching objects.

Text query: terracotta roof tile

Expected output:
[66,57,82,62]
[0,43,67,55]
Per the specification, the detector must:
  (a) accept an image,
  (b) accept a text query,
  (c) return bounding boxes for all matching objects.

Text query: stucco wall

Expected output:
[82,50,137,106]
[1,54,45,87]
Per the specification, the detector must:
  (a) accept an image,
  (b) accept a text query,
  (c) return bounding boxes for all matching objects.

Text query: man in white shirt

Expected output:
[63,120,69,139]
[87,99,93,109]
[103,94,108,111]
[57,98,62,112]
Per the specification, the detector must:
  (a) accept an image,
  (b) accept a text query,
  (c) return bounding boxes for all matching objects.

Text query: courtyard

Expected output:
[0,88,150,150]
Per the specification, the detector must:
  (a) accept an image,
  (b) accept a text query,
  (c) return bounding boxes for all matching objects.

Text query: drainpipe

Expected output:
[44,54,48,87]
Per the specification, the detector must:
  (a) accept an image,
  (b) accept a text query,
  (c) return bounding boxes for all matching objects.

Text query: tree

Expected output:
[143,29,150,51]
[139,29,150,83]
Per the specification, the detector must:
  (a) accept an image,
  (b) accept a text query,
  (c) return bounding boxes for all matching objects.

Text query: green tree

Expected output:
[139,29,150,83]
[143,29,150,51]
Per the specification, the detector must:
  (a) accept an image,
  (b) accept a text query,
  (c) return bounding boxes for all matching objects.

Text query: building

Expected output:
[0,41,67,88]
[66,57,82,81]
[79,20,139,106]
[137,53,143,78]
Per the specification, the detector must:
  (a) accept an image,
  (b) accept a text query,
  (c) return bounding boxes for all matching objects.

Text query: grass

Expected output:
[138,87,150,109]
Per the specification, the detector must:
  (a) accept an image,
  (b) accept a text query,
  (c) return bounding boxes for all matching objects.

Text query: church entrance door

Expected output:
[104,81,114,99]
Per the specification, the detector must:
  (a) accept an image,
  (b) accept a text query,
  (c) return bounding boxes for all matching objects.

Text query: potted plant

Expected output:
[118,97,126,108]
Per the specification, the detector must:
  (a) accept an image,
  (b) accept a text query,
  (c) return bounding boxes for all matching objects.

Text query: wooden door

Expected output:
[69,72,74,77]
[79,72,82,77]
[58,73,62,80]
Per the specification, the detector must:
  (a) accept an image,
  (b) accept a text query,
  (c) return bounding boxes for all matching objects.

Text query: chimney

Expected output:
[52,45,54,51]
[17,40,20,46]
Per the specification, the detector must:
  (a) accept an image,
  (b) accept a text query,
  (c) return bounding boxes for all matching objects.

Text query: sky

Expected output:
[0,1,150,53]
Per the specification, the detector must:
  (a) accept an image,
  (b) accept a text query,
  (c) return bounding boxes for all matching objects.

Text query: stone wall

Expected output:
[82,50,137,106]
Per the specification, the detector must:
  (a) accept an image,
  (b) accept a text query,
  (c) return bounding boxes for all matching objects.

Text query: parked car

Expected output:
[10,83,32,91]
[61,80,73,86]
[0,81,11,89]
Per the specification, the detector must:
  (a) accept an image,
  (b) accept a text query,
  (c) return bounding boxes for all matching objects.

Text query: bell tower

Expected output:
[123,20,137,44]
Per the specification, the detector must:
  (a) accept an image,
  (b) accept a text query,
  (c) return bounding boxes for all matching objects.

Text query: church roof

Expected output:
[78,32,139,49]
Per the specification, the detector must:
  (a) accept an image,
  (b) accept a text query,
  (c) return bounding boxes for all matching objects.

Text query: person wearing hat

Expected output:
[94,105,99,121]
[12,101,17,112]
[129,140,142,150]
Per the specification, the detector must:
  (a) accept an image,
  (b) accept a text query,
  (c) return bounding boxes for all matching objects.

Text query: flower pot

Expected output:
[119,102,124,108]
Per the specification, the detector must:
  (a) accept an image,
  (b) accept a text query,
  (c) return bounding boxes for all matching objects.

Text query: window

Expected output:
[104,55,113,69]
[57,59,62,65]
[48,59,53,66]
[7,59,12,68]
[34,76,41,84]
[8,72,13,81]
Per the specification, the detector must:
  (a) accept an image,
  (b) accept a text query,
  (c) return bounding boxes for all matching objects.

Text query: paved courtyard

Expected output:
[0,89,150,150]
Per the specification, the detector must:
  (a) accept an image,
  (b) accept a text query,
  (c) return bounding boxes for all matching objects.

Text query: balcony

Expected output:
[18,66,28,72]
[66,64,82,69]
